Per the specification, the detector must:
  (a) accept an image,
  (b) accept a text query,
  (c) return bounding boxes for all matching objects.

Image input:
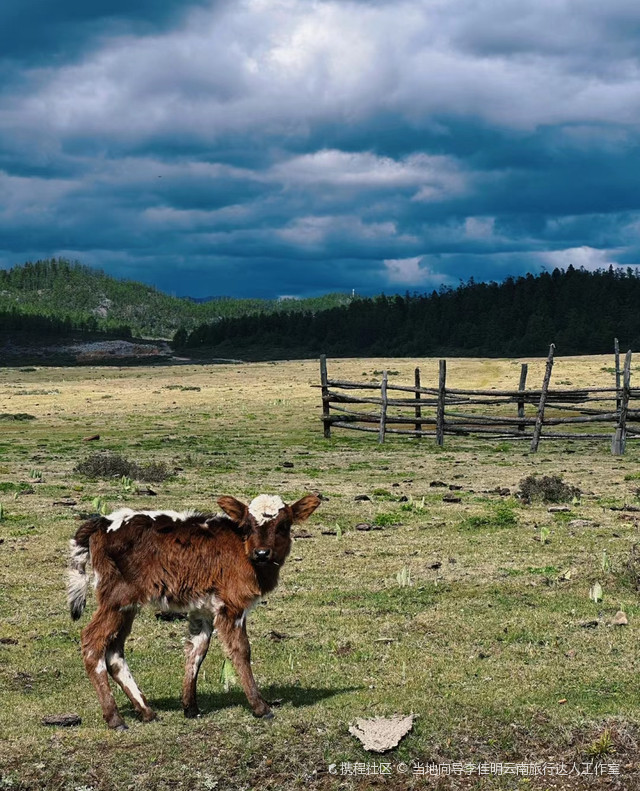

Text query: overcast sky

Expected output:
[1,0,640,298]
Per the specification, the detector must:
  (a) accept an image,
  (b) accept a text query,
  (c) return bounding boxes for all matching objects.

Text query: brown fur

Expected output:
[69,494,320,729]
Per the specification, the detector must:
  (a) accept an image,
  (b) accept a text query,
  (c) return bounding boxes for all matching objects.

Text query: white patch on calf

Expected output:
[248,495,285,526]
[106,651,148,709]
[188,623,214,679]
[105,508,136,532]
[235,597,260,628]
[189,594,225,617]
[106,508,199,532]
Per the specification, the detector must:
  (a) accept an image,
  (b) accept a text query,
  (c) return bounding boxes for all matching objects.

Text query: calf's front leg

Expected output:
[182,612,213,718]
[215,610,272,719]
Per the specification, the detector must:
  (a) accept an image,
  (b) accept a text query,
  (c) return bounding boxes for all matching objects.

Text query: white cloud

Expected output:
[6,0,640,147]
[539,246,620,271]
[272,149,466,201]
[384,255,450,286]
[464,217,495,239]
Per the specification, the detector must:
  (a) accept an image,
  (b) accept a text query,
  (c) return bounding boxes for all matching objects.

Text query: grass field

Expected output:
[1,355,639,790]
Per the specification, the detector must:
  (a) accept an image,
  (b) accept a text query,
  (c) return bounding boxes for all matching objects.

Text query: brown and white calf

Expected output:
[68,493,320,730]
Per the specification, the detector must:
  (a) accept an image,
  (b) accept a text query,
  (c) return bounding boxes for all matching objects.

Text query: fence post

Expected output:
[436,359,446,446]
[414,367,422,437]
[379,370,388,443]
[612,350,632,455]
[517,363,528,433]
[614,338,621,413]
[530,344,555,452]
[320,354,331,438]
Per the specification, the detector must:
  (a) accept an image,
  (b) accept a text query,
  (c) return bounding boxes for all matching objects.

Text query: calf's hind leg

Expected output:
[105,608,156,723]
[81,606,128,730]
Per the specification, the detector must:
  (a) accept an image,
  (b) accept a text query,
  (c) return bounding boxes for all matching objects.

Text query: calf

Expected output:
[68,493,320,730]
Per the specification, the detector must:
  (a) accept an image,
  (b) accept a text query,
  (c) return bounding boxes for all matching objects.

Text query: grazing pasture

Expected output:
[1,356,640,790]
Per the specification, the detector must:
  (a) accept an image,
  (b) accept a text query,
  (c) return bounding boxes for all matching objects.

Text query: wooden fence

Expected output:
[317,341,640,454]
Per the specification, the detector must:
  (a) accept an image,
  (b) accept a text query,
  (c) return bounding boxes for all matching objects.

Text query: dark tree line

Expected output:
[1,258,352,338]
[0,308,132,339]
[175,266,640,359]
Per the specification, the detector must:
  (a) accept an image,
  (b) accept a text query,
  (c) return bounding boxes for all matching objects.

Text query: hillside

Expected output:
[0,259,351,339]
[177,265,640,359]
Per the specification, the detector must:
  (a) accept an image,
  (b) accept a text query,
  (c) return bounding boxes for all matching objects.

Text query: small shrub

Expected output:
[75,453,133,479]
[461,503,517,532]
[75,453,173,483]
[15,389,59,396]
[0,413,36,421]
[617,543,640,591]
[374,511,401,526]
[136,461,172,483]
[0,482,33,493]
[585,729,616,758]
[518,474,580,503]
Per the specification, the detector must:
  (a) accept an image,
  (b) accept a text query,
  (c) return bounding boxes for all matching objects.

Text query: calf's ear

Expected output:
[217,496,248,522]
[290,494,321,523]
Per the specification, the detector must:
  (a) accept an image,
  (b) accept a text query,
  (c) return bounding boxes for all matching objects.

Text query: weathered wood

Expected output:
[545,400,620,412]
[443,385,617,397]
[446,411,620,426]
[530,344,555,452]
[414,367,422,436]
[379,370,388,444]
[517,363,528,432]
[615,338,621,413]
[320,349,638,448]
[612,350,632,455]
[436,359,446,446]
[327,406,437,424]
[320,355,331,438]
[331,420,616,440]
[321,379,619,398]
[331,421,437,437]
[325,389,457,407]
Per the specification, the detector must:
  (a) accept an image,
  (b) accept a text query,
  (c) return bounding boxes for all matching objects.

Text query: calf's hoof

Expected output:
[141,709,158,723]
[106,714,127,731]
[252,704,274,720]
[183,706,200,719]
[114,723,129,732]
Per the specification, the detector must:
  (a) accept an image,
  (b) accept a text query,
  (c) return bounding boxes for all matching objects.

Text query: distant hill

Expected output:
[176,265,640,359]
[0,259,352,339]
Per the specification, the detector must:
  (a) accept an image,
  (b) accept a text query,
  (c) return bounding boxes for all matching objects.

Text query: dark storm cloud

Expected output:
[1,0,640,297]
[0,0,216,67]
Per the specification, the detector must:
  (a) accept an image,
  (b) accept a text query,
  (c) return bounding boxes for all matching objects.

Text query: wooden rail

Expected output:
[318,341,636,454]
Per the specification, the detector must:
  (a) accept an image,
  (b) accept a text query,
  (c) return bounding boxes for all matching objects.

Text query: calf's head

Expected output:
[217,494,321,566]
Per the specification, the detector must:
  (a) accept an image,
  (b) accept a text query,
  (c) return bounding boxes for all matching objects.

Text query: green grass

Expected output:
[1,358,639,790]
[459,502,518,532]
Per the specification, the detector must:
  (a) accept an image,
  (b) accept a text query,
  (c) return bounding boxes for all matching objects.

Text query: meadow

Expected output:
[1,355,639,790]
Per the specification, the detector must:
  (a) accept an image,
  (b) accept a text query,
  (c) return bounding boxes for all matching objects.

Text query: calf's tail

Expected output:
[67,517,101,621]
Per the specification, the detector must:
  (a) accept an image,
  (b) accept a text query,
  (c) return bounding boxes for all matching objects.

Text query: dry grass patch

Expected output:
[0,354,639,790]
